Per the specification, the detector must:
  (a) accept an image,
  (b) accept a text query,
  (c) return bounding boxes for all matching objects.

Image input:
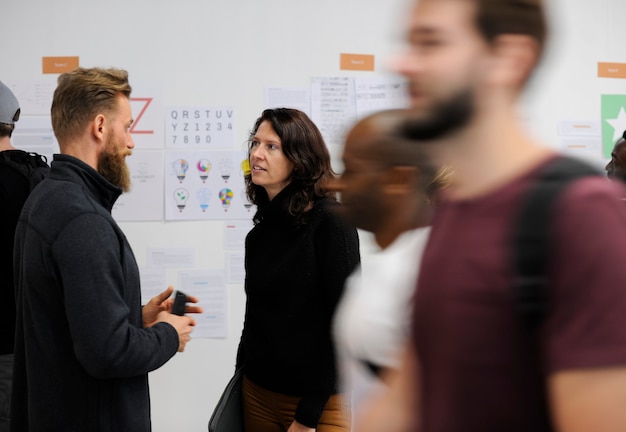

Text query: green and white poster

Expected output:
[601,94,626,158]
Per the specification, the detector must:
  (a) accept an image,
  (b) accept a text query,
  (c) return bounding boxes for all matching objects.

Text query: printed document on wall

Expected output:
[139,267,167,303]
[355,75,409,118]
[113,150,164,221]
[6,80,56,115]
[310,76,357,148]
[178,269,228,339]
[264,86,311,117]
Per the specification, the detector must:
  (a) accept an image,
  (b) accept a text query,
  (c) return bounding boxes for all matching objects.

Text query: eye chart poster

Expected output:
[164,150,255,220]
[165,106,234,148]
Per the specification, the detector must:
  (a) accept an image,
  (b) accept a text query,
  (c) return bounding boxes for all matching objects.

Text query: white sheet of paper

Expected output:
[113,150,165,221]
[226,252,246,285]
[558,120,601,137]
[139,267,167,304]
[263,86,311,116]
[355,75,410,118]
[164,149,252,220]
[147,247,196,268]
[310,76,357,148]
[6,80,56,115]
[178,269,228,339]
[560,137,602,162]
[224,220,253,250]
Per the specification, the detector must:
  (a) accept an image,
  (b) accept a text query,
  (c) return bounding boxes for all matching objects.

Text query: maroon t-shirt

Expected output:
[413,159,626,431]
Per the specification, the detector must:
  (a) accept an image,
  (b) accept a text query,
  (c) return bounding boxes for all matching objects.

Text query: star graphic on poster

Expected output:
[606,107,626,141]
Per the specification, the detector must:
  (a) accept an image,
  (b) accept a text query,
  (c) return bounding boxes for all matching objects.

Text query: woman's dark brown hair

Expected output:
[245,108,336,224]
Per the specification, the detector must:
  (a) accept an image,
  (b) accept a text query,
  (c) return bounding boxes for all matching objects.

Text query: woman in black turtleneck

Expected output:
[236,108,360,432]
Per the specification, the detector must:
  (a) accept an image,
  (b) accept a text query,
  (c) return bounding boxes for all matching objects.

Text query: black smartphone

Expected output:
[171,291,188,316]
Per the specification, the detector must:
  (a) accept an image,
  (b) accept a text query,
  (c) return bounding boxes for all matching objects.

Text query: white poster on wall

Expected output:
[178,268,228,339]
[129,82,164,149]
[355,75,410,118]
[112,150,164,221]
[224,220,254,250]
[139,267,167,304]
[5,80,56,116]
[263,86,311,116]
[310,76,357,149]
[164,149,251,220]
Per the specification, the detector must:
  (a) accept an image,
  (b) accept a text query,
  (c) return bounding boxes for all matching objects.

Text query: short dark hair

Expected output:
[245,108,335,225]
[0,122,14,139]
[475,0,547,55]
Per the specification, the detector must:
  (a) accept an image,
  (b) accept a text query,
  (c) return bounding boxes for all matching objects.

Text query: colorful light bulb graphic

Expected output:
[219,188,234,211]
[196,188,212,212]
[197,159,211,183]
[173,188,189,212]
[173,159,189,183]
[218,158,233,182]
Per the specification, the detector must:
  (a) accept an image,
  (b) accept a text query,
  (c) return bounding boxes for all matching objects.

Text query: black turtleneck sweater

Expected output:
[237,184,360,428]
[11,154,179,432]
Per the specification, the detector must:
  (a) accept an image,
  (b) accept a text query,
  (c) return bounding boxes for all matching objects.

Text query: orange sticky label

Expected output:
[42,56,79,74]
[598,62,626,79]
[340,53,375,71]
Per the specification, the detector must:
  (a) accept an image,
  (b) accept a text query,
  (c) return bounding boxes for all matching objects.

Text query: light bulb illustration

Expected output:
[219,188,234,211]
[173,159,189,183]
[173,188,189,212]
[197,159,211,183]
[218,158,233,182]
[196,188,212,212]
[241,189,253,211]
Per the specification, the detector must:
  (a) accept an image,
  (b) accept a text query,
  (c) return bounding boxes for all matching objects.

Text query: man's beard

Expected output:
[98,137,131,192]
[403,88,474,141]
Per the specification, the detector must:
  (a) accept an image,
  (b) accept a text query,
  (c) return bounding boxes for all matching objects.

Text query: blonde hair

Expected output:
[51,67,131,144]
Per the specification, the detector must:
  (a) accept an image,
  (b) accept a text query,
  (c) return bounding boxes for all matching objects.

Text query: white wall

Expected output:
[2,1,625,431]
[523,0,626,164]
[2,1,407,431]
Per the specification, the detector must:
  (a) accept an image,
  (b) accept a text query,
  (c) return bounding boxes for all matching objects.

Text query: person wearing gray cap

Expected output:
[0,81,49,432]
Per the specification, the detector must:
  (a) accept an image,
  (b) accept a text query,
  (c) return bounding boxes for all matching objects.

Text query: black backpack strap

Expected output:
[513,156,601,431]
[513,156,601,330]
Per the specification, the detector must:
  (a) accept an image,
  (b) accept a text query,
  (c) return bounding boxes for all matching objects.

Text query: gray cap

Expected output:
[0,81,20,125]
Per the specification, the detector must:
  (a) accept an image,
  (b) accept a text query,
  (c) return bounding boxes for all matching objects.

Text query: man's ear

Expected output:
[382,166,419,195]
[488,34,539,88]
[91,114,106,142]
